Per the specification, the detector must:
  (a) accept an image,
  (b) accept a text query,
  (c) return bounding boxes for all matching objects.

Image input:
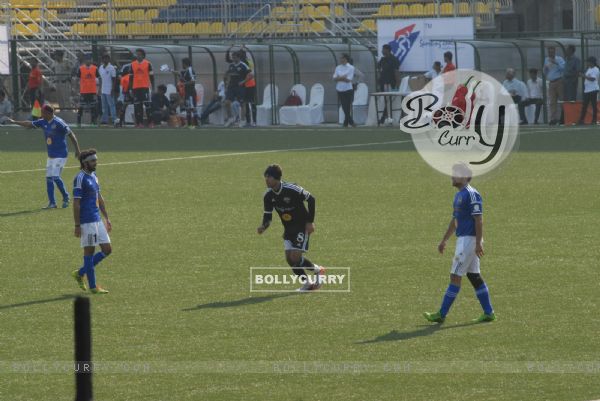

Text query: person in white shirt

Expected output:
[521,68,544,124]
[333,54,355,127]
[578,56,600,125]
[98,54,117,125]
[423,61,442,80]
[502,68,528,125]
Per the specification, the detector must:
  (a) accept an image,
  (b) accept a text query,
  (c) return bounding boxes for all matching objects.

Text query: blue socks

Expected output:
[439,283,461,317]
[46,177,55,205]
[46,176,68,203]
[78,252,107,280]
[83,255,95,289]
[52,176,68,200]
[475,283,494,315]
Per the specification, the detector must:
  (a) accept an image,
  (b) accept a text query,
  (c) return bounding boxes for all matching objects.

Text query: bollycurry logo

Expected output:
[400,69,520,177]
[250,267,351,293]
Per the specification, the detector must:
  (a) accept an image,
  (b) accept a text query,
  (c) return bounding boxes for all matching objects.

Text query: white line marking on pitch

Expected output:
[0,139,412,174]
[0,126,592,175]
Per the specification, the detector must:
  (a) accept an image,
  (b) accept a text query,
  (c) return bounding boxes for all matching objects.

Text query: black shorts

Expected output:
[184,87,197,109]
[133,88,150,104]
[226,86,245,102]
[244,86,257,103]
[79,93,97,106]
[283,225,310,252]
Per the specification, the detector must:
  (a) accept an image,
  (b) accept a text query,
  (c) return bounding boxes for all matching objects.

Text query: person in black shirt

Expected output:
[179,57,199,128]
[257,164,326,292]
[224,51,250,127]
[377,44,401,124]
[150,84,170,125]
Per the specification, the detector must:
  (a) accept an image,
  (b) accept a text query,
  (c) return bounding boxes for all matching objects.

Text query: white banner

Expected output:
[377,18,475,72]
[0,25,9,74]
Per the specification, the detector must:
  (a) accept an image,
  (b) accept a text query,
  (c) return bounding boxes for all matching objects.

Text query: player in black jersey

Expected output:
[257,164,325,292]
[180,58,199,128]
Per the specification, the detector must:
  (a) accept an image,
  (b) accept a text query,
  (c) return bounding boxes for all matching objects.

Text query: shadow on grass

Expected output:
[182,293,299,311]
[0,208,44,218]
[0,294,79,311]
[357,321,483,344]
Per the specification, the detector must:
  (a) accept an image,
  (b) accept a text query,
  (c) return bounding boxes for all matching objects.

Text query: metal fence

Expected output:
[4,39,377,124]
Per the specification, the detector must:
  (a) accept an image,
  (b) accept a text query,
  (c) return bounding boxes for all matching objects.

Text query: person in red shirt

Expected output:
[27,59,43,111]
[443,51,456,73]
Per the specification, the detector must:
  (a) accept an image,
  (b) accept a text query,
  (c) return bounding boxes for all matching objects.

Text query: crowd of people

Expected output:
[8,45,258,129]
[502,45,599,126]
[5,44,599,127]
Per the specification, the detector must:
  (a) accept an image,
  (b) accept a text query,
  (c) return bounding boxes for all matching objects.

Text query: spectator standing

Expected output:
[53,51,72,111]
[223,51,250,127]
[578,56,600,125]
[333,53,355,128]
[76,55,99,126]
[99,54,117,126]
[522,68,544,124]
[543,46,565,125]
[28,59,43,115]
[129,48,154,128]
[377,44,400,124]
[0,90,13,124]
[502,68,528,125]
[179,57,199,128]
[563,45,581,102]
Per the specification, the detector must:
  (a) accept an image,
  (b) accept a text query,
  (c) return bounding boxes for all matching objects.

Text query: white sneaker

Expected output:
[296,280,313,292]
[224,118,234,127]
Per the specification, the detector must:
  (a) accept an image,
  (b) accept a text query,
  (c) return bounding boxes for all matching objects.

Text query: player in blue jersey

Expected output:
[9,105,81,209]
[423,163,495,323]
[71,149,112,294]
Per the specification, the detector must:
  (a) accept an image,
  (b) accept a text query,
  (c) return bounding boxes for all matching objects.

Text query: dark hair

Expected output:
[264,164,282,180]
[42,104,54,114]
[135,48,146,57]
[102,53,110,61]
[382,44,391,51]
[529,68,538,74]
[567,44,576,53]
[157,84,167,93]
[182,57,191,66]
[433,61,442,68]
[444,51,453,61]
[79,148,97,168]
[0,90,5,97]
[340,53,350,62]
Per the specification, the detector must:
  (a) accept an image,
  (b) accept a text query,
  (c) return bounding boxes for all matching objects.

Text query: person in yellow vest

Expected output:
[129,48,154,128]
[77,55,99,127]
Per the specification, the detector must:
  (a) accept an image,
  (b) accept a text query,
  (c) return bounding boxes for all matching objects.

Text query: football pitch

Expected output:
[1,125,599,401]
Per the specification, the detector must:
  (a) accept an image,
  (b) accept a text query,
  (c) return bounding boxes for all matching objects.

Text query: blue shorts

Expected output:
[226,86,245,102]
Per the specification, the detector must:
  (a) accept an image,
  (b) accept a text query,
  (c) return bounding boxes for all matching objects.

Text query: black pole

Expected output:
[74,297,93,401]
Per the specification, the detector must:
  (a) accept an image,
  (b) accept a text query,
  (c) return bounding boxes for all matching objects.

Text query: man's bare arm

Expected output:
[99,194,112,232]
[68,132,81,157]
[73,198,81,237]
[474,214,484,257]
[9,119,34,128]
[438,218,456,254]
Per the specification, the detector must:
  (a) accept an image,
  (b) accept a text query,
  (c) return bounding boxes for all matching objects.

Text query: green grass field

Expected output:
[1,125,600,401]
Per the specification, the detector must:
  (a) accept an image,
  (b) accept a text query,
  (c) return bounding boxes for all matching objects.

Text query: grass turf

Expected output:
[1,126,599,401]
